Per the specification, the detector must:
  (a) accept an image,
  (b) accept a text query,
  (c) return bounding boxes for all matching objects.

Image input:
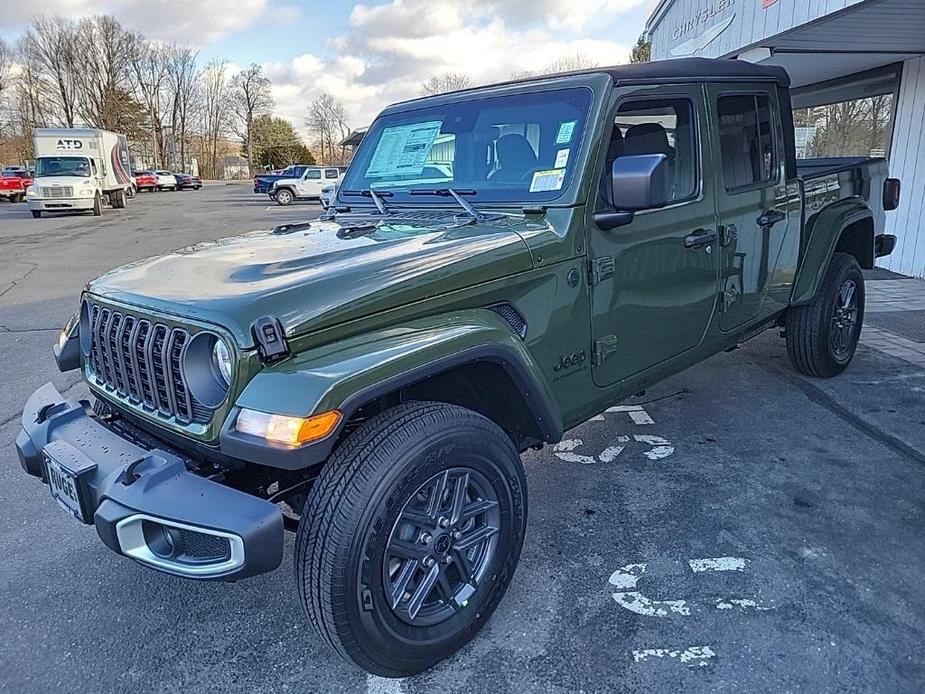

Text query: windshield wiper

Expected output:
[340,188,392,215]
[408,188,482,221]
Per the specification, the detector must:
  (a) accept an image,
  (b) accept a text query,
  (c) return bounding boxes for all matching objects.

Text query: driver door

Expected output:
[296,169,322,197]
[589,84,719,388]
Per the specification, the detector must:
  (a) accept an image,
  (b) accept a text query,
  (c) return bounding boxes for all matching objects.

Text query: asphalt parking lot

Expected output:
[1,186,924,694]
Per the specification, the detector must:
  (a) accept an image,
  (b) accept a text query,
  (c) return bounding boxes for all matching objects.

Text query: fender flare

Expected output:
[790,198,873,306]
[219,310,563,470]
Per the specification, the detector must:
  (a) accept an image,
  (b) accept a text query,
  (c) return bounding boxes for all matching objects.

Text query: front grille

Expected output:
[41,186,74,198]
[86,302,209,425]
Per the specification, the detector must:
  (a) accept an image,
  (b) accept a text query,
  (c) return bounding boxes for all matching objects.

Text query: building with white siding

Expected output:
[646,0,925,277]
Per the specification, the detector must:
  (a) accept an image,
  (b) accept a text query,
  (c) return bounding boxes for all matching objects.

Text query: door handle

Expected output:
[684,228,717,249]
[756,210,786,228]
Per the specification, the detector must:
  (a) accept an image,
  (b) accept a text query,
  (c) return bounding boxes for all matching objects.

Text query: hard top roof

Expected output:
[508,57,790,89]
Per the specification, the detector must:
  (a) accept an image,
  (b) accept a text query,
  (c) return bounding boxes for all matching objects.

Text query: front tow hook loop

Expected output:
[120,457,148,486]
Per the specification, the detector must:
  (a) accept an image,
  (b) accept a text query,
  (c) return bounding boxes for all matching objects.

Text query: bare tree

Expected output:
[230,64,273,175]
[128,37,171,167]
[421,72,472,96]
[166,46,199,171]
[20,16,81,127]
[197,61,233,178]
[76,16,135,130]
[512,52,599,80]
[306,93,350,165]
[0,39,13,139]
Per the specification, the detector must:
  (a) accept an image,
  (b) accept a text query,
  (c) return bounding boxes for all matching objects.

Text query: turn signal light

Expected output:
[236,409,341,446]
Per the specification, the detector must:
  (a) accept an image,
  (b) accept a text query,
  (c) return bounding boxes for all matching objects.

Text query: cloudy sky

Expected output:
[0,0,658,132]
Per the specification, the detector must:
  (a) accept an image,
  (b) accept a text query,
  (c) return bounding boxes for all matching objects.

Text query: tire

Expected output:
[275,188,294,206]
[110,189,126,209]
[786,252,864,378]
[31,210,42,219]
[92,194,102,216]
[126,186,136,199]
[295,401,527,677]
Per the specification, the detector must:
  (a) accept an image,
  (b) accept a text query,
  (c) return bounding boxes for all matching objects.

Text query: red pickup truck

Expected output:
[0,172,26,203]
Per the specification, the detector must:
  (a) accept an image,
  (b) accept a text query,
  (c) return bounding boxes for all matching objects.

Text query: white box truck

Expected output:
[27,128,134,218]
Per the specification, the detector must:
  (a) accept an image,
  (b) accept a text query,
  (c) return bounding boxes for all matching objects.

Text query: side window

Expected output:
[717,93,777,190]
[325,168,339,179]
[611,98,698,203]
[305,169,322,180]
[90,160,98,176]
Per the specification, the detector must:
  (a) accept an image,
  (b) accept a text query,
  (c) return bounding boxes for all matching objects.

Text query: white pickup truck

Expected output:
[27,128,134,218]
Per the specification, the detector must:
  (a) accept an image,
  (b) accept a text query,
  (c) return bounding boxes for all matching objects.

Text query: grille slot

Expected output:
[86,302,211,425]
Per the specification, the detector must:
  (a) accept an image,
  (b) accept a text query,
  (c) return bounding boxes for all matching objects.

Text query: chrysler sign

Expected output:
[670,0,737,57]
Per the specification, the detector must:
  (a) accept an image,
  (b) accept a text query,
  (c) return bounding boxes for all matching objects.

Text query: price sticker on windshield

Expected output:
[529,168,566,193]
[556,121,577,144]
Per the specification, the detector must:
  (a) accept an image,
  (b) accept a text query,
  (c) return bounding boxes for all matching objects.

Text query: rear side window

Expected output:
[717,94,777,190]
[325,168,339,179]
[613,98,698,202]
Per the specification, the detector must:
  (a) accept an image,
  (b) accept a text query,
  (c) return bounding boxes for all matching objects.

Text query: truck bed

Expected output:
[796,156,883,180]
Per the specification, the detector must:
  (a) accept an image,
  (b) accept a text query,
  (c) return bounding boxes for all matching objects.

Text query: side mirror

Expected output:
[594,154,670,230]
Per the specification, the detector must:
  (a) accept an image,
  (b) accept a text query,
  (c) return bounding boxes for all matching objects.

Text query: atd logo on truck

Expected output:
[55,139,84,150]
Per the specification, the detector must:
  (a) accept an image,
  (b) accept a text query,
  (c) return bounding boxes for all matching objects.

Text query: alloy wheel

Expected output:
[383,467,500,627]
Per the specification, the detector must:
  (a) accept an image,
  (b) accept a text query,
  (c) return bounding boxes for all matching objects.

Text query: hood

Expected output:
[88,213,534,347]
[33,175,91,189]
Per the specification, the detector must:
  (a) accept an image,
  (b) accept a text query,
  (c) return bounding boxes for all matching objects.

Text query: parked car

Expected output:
[0,171,26,203]
[253,164,312,194]
[17,58,900,678]
[154,170,177,191]
[270,166,343,205]
[133,171,158,192]
[174,173,202,190]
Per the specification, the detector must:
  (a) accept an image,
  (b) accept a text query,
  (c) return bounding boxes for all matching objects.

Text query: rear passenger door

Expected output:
[707,85,794,331]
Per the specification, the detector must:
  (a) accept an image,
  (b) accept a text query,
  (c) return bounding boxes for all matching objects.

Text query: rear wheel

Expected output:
[275,188,294,206]
[31,210,42,219]
[786,252,864,378]
[110,188,126,209]
[295,401,527,677]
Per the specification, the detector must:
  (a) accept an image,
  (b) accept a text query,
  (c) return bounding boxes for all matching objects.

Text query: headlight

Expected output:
[213,339,233,385]
[26,188,37,197]
[236,408,341,446]
[181,332,232,407]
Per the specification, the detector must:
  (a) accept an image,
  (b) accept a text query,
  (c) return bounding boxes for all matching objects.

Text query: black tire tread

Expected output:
[295,401,519,677]
[786,252,862,378]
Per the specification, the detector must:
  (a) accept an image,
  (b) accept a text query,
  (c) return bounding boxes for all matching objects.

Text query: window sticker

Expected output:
[365,121,443,178]
[556,121,577,144]
[554,148,570,169]
[529,168,566,193]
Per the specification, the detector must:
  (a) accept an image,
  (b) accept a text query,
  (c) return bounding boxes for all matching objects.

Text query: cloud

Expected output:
[0,0,299,46]
[269,0,647,138]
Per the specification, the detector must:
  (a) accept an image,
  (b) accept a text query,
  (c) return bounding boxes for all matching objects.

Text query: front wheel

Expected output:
[295,401,527,677]
[786,252,864,378]
[275,189,294,206]
[31,210,42,218]
[92,194,102,216]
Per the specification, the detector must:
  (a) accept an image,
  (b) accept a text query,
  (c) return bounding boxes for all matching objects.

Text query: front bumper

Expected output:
[28,198,95,211]
[16,382,283,581]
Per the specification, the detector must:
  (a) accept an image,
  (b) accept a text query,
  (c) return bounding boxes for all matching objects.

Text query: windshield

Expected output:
[341,87,593,204]
[35,156,90,178]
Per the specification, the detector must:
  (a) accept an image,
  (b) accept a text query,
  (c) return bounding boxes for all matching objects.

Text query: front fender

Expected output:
[791,198,872,306]
[219,309,562,470]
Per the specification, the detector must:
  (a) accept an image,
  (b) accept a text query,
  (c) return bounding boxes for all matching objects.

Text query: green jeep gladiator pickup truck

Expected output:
[16,58,900,677]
